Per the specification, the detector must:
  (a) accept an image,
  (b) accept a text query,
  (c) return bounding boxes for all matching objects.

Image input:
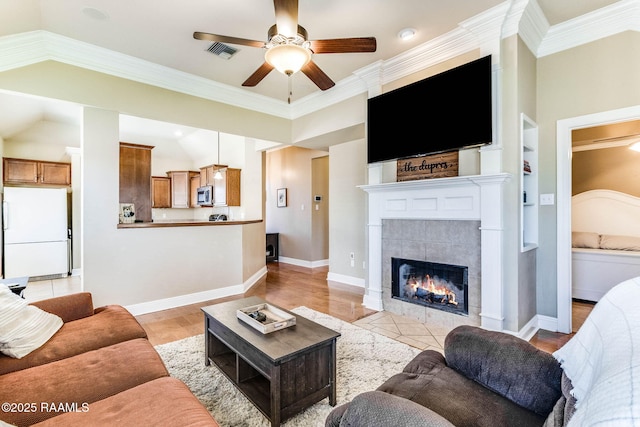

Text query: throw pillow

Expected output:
[0,284,63,358]
[599,234,640,251]
[571,231,600,249]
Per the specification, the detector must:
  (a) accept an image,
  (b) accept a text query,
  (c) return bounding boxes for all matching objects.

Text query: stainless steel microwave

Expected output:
[196,185,213,206]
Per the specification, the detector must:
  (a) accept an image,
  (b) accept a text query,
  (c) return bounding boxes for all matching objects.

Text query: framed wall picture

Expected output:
[119,203,136,223]
[277,188,287,208]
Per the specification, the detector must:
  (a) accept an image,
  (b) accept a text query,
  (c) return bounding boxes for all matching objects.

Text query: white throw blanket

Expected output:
[553,276,640,426]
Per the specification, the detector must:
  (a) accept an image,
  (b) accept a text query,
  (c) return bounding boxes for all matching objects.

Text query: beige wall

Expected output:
[0,63,271,309]
[573,146,640,197]
[265,146,328,264]
[537,31,640,317]
[311,156,329,261]
[328,139,367,283]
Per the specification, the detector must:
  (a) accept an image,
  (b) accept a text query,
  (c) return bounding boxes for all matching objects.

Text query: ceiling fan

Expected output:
[194,0,376,99]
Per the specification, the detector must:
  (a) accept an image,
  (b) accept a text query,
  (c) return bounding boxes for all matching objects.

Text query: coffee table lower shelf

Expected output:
[203,301,339,427]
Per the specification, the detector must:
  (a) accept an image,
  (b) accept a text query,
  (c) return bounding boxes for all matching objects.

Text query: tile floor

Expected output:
[353,311,451,354]
[22,275,82,302]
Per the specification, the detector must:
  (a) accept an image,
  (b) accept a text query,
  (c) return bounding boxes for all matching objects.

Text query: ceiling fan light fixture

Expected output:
[265,44,311,75]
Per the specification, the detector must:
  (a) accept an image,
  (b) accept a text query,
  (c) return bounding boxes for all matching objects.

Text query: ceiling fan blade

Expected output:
[194,32,265,48]
[273,0,298,38]
[301,61,335,91]
[242,62,275,87]
[309,37,377,54]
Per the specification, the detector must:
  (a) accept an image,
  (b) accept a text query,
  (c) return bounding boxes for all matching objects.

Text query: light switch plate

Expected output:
[540,193,555,205]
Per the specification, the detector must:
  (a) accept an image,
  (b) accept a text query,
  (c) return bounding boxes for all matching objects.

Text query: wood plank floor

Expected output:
[136,262,593,353]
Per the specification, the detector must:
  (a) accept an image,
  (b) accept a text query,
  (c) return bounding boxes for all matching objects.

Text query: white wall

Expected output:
[82,107,263,309]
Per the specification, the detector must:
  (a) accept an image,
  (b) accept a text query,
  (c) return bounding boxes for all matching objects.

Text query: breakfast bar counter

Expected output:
[117,219,262,229]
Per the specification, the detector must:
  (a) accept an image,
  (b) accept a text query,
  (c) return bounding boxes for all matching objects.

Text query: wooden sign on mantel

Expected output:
[396,151,459,182]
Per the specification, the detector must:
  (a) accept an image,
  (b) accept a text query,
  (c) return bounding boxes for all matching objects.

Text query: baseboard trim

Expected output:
[326,272,365,288]
[125,267,267,316]
[537,314,559,333]
[278,257,329,268]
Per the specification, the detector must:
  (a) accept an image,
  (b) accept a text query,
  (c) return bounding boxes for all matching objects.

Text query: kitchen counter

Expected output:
[117,219,262,229]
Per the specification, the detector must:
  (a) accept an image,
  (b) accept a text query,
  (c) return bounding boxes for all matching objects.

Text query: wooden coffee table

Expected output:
[201,297,341,427]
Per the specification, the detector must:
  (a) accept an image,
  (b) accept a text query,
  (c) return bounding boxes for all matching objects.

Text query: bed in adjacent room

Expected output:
[572,189,640,301]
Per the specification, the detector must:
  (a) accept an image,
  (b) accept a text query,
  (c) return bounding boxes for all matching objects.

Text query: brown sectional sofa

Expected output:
[0,292,218,427]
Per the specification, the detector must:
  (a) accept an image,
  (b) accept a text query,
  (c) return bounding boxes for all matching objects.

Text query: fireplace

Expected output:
[361,173,509,331]
[392,258,468,316]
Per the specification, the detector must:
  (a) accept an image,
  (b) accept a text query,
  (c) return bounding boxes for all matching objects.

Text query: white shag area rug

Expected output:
[155,306,421,427]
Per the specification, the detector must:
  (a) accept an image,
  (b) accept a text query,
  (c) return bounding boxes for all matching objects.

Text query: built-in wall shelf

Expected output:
[520,113,539,252]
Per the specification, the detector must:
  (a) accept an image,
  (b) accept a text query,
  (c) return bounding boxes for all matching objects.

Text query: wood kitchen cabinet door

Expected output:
[190,175,200,207]
[169,171,200,208]
[214,168,241,206]
[119,142,153,222]
[3,158,39,184]
[40,161,71,186]
[152,176,171,208]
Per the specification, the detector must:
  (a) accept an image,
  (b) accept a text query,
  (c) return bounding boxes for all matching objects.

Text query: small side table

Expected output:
[0,276,29,298]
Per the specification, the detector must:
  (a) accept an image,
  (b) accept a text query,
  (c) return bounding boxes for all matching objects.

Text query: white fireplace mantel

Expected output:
[359,173,511,331]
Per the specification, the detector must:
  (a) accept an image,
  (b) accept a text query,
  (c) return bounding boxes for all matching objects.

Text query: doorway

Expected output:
[556,104,640,333]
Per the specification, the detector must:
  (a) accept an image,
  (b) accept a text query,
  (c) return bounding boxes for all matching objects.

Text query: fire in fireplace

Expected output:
[392,258,468,316]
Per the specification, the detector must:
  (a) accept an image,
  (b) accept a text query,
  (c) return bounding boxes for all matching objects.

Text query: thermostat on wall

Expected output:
[314,195,322,202]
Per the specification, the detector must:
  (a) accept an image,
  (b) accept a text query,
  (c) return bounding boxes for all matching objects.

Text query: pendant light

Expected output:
[214,132,223,180]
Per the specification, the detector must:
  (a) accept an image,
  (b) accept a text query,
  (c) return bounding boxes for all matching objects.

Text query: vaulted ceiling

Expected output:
[0,0,629,143]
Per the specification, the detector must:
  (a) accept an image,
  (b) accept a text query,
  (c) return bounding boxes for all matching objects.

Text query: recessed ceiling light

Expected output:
[398,28,416,41]
[629,141,640,152]
[82,7,109,21]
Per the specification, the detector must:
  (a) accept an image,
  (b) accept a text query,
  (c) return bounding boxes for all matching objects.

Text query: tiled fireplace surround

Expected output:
[382,219,481,328]
[361,173,510,332]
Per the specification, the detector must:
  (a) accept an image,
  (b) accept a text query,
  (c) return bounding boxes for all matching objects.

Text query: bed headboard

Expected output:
[572,190,640,237]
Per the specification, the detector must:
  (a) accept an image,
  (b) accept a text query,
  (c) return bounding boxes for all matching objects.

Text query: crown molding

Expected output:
[0,31,293,119]
[536,0,640,57]
[516,0,549,54]
[1,1,637,120]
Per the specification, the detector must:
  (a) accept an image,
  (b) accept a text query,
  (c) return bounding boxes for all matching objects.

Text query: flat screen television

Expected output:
[367,55,492,164]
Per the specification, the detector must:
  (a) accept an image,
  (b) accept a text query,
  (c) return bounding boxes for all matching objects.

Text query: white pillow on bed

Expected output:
[0,284,63,358]
[571,231,600,249]
[599,234,640,251]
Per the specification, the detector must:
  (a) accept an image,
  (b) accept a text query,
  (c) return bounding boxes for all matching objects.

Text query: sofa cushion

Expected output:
[31,377,218,427]
[0,284,63,359]
[444,325,562,416]
[327,391,455,427]
[378,369,546,427]
[31,292,94,323]
[0,338,169,426]
[0,304,147,375]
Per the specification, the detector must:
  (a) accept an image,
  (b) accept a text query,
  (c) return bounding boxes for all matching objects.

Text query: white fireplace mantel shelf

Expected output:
[359,173,511,332]
[359,173,511,194]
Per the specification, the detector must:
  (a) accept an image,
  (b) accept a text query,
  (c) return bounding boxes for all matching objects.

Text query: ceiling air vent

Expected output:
[206,42,238,60]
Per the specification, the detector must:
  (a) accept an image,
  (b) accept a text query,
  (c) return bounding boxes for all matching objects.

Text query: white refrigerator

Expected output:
[3,187,70,278]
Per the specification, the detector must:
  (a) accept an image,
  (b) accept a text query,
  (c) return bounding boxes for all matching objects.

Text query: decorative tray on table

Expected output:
[237,303,296,334]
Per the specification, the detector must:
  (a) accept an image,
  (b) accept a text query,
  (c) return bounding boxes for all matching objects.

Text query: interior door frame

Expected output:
[556,104,640,333]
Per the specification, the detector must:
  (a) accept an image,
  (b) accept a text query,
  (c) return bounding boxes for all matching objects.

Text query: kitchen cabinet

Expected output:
[120,142,153,222]
[3,158,71,186]
[214,168,241,206]
[168,171,200,208]
[190,174,200,207]
[199,165,241,207]
[199,164,221,187]
[152,176,171,208]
